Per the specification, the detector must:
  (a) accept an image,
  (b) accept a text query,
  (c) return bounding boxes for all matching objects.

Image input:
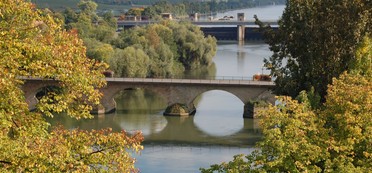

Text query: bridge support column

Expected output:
[189,13,198,21]
[237,25,245,41]
[243,102,255,118]
[237,13,245,41]
[92,98,116,114]
[243,101,269,118]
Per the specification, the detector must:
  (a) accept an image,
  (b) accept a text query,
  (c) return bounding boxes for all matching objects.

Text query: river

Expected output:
[48,5,285,173]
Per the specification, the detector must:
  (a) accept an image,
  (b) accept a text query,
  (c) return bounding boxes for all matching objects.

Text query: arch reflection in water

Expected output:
[47,88,262,146]
[194,90,244,137]
[114,89,168,136]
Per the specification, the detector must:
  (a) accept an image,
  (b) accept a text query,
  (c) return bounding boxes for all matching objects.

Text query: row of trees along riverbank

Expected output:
[58,0,217,78]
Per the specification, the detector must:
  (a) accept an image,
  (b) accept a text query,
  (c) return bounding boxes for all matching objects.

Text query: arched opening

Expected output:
[35,85,62,103]
[112,88,168,136]
[193,90,244,137]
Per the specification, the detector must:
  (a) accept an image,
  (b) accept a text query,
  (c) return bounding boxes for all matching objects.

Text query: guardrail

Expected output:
[117,20,278,27]
[105,76,275,86]
[19,76,275,86]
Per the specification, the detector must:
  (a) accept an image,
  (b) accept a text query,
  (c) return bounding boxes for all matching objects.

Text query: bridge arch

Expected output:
[22,80,61,111]
[193,90,245,136]
[190,88,246,106]
[98,83,172,113]
[111,88,167,114]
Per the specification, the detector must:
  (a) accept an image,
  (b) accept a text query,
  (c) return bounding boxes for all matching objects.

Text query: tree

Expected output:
[0,0,143,172]
[109,47,150,77]
[200,36,371,173]
[260,0,371,102]
[168,21,217,70]
[111,21,216,77]
[84,38,115,62]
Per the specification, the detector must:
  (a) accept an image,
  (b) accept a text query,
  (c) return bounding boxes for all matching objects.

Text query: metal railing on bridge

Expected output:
[19,76,275,86]
[105,76,275,86]
[117,19,278,27]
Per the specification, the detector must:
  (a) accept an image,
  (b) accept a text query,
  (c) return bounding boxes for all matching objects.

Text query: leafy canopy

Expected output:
[260,0,371,102]
[0,0,143,172]
[201,35,372,173]
[111,21,217,77]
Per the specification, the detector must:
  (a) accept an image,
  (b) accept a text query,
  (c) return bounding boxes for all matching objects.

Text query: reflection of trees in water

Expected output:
[183,62,216,79]
[45,113,122,132]
[114,89,167,114]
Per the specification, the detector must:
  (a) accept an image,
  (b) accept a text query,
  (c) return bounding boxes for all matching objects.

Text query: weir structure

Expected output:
[117,13,278,41]
[21,77,275,118]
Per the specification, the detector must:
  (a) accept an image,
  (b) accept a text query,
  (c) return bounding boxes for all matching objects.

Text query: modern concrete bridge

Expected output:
[117,20,278,27]
[118,20,278,41]
[22,77,275,118]
[117,12,278,41]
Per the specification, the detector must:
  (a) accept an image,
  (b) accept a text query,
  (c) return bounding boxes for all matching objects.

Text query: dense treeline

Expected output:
[111,21,216,77]
[124,0,285,19]
[58,0,217,77]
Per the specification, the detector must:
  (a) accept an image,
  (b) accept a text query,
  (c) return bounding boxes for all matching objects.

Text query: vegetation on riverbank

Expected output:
[57,0,217,78]
[202,0,371,172]
[202,35,371,173]
[0,0,143,171]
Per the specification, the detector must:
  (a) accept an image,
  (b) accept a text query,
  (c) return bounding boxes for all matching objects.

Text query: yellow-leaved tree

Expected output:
[201,36,371,172]
[0,0,143,172]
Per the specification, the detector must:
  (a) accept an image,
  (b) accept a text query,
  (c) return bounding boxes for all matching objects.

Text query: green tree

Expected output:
[201,35,372,173]
[78,0,98,22]
[112,21,215,77]
[109,47,150,77]
[169,21,217,69]
[84,38,115,62]
[102,11,117,28]
[0,0,143,172]
[260,0,371,101]
[62,0,117,63]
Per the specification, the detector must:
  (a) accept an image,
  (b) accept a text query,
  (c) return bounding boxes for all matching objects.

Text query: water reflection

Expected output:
[194,90,244,137]
[47,89,262,146]
[136,146,255,173]
[214,42,271,77]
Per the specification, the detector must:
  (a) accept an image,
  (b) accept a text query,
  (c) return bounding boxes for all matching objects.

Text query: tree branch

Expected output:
[0,160,12,165]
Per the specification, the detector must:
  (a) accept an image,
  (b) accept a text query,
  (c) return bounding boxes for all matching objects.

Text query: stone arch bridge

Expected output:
[22,77,275,118]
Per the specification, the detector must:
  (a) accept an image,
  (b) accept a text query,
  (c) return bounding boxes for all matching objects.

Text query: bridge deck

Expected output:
[20,77,275,86]
[117,20,278,27]
[106,77,275,87]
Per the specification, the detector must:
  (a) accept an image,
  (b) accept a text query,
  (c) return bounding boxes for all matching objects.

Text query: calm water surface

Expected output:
[48,5,285,173]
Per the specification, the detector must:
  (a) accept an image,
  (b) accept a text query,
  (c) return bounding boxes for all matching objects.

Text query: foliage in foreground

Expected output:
[0,0,143,172]
[261,0,371,101]
[200,36,372,172]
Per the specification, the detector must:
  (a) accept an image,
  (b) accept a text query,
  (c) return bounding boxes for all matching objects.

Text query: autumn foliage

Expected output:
[0,0,143,172]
